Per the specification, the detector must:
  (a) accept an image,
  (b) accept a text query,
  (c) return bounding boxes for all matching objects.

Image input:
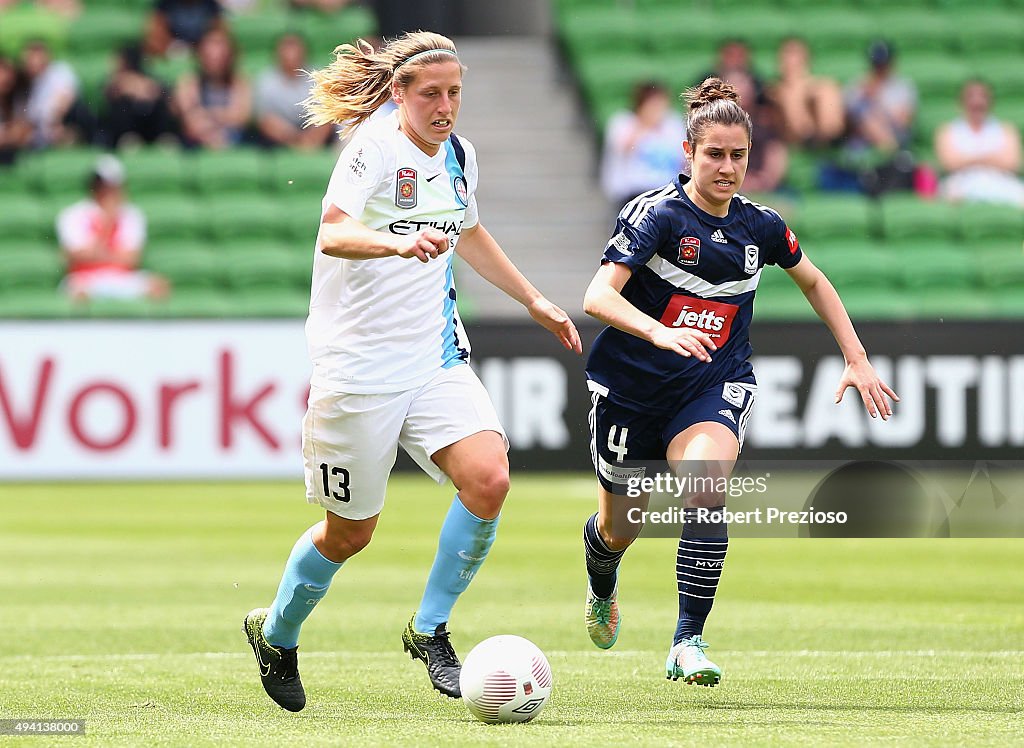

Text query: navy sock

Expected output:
[583,512,625,599]
[674,506,728,644]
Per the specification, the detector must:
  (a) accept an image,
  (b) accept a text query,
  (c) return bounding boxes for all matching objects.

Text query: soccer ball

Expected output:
[459,635,552,724]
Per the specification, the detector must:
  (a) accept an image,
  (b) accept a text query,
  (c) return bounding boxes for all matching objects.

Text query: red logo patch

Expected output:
[678,237,700,265]
[395,168,417,208]
[786,226,800,255]
[660,295,739,344]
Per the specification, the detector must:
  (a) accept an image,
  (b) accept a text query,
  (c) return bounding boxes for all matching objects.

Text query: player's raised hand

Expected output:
[835,358,900,420]
[651,325,717,362]
[527,297,582,354]
[396,228,449,263]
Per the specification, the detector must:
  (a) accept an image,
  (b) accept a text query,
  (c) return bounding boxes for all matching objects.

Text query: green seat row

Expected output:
[1,147,335,199]
[783,196,1024,244]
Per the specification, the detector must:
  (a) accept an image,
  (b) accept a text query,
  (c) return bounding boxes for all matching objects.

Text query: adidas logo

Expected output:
[711,229,727,243]
[718,409,736,423]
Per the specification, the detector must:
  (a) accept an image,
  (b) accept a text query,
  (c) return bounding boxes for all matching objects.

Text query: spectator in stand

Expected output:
[600,81,685,210]
[289,0,353,9]
[935,79,1024,208]
[845,40,917,154]
[255,32,333,149]
[725,71,787,194]
[173,27,251,149]
[0,54,32,165]
[0,0,79,16]
[22,39,94,147]
[145,0,225,58]
[57,155,170,302]
[99,44,176,148]
[699,38,765,105]
[770,37,844,146]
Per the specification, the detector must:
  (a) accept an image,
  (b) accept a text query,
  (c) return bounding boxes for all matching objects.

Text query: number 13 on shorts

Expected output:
[319,463,351,502]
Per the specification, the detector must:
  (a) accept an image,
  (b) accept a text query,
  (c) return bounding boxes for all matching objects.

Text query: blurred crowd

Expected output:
[0,0,375,304]
[0,0,364,163]
[600,37,1024,210]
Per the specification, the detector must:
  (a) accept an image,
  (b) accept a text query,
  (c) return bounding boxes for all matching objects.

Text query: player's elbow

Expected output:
[582,285,608,319]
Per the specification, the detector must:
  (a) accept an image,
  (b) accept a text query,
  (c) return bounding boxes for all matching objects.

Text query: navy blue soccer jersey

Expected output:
[586,174,803,412]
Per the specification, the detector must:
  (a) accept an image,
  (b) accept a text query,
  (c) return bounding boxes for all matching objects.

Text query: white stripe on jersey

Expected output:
[647,255,762,298]
[735,194,782,220]
[623,184,677,226]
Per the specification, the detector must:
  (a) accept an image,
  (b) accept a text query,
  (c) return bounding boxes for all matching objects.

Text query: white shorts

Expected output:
[64,269,153,299]
[302,364,508,520]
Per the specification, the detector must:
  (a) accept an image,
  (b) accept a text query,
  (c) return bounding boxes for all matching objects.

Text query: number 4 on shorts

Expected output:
[607,426,629,461]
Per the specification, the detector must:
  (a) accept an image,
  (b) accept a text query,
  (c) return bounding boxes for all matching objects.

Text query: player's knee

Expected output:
[597,516,638,552]
[686,491,724,509]
[318,524,374,562]
[461,465,510,518]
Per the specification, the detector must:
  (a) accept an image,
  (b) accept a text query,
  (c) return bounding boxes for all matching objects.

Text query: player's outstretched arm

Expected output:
[456,223,582,353]
[318,205,449,263]
[584,262,716,362]
[785,255,900,419]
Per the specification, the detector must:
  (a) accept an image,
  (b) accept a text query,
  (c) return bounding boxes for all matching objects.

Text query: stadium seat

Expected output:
[80,298,155,319]
[837,288,917,320]
[816,251,902,292]
[953,11,1024,55]
[275,193,328,243]
[882,13,957,55]
[0,196,50,241]
[31,148,104,197]
[906,289,995,318]
[977,253,1024,291]
[301,5,379,60]
[205,195,290,241]
[222,250,296,292]
[899,249,978,291]
[0,252,64,292]
[136,195,204,241]
[75,53,113,111]
[789,196,875,242]
[880,196,959,243]
[799,9,876,56]
[143,249,223,290]
[751,286,816,320]
[231,290,309,317]
[900,54,969,101]
[270,151,335,196]
[190,149,272,196]
[67,9,145,55]
[990,287,1024,316]
[958,203,1024,242]
[0,5,68,56]
[232,11,299,57]
[0,291,75,319]
[120,148,190,196]
[147,289,234,318]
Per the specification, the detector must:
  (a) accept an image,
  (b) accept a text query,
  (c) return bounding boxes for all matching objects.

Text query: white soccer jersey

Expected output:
[307,110,480,393]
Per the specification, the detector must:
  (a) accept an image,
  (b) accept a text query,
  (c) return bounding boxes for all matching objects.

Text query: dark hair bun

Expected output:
[683,77,739,111]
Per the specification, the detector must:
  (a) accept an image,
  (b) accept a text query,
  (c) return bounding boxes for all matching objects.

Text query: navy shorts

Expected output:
[587,377,757,494]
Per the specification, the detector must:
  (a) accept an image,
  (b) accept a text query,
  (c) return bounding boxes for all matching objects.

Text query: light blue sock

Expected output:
[414,495,499,634]
[263,524,343,648]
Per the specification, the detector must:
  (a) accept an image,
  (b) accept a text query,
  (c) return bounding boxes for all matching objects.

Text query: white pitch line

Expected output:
[3,650,1023,664]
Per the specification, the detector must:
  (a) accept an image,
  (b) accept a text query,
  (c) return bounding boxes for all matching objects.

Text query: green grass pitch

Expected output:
[1,476,1021,746]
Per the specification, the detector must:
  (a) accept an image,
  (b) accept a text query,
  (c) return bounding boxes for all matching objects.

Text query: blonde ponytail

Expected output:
[304,31,462,138]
